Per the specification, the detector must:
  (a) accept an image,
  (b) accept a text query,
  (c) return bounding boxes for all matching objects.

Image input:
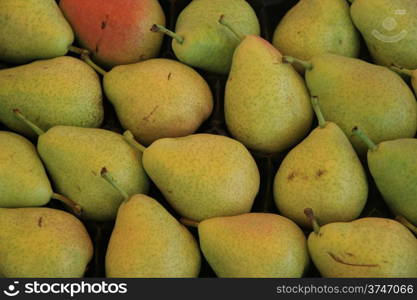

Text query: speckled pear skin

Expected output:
[0,207,93,278]
[106,194,201,278]
[367,139,417,226]
[305,54,417,155]
[172,0,260,74]
[38,126,149,221]
[308,217,417,277]
[0,56,104,138]
[198,213,309,278]
[0,0,73,64]
[0,131,52,208]
[142,134,260,222]
[104,58,213,145]
[350,0,417,69]
[60,0,165,69]
[225,35,312,154]
[273,0,359,71]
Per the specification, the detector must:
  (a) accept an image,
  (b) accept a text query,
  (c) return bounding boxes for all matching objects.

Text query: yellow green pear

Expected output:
[274,97,368,227]
[0,56,103,138]
[197,213,309,278]
[0,207,93,277]
[0,0,74,64]
[224,35,312,154]
[104,58,213,145]
[102,169,201,278]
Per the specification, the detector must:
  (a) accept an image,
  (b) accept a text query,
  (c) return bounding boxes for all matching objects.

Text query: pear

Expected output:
[350,0,417,69]
[274,97,368,227]
[306,209,417,277]
[285,53,417,155]
[0,207,93,277]
[102,169,201,277]
[273,0,360,72]
[391,66,417,95]
[103,58,213,145]
[151,0,260,74]
[0,56,103,138]
[196,213,309,278]
[0,0,74,64]
[224,35,312,154]
[353,127,417,226]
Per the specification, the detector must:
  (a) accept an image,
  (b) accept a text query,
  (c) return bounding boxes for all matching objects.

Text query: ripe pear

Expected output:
[0,56,103,138]
[104,58,213,145]
[60,0,165,69]
[350,0,417,69]
[152,0,260,74]
[285,53,417,155]
[274,98,368,227]
[197,213,309,278]
[224,35,312,154]
[0,207,93,277]
[353,127,417,226]
[0,0,74,64]
[306,210,417,277]
[273,0,360,72]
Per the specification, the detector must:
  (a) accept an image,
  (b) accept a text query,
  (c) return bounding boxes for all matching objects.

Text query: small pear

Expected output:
[0,207,93,277]
[197,213,309,278]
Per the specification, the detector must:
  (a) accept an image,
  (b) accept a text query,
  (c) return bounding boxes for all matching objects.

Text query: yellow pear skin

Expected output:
[225,35,312,154]
[104,58,213,145]
[274,122,368,227]
[0,207,93,277]
[106,194,201,277]
[0,57,103,138]
[0,131,52,207]
[308,218,417,277]
[198,213,309,278]
[142,134,260,222]
[0,0,74,64]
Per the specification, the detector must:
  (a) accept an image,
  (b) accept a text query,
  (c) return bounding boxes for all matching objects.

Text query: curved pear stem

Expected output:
[282,56,313,71]
[390,65,414,77]
[180,218,200,228]
[311,96,326,128]
[218,15,245,42]
[51,193,82,217]
[13,109,45,136]
[100,167,130,201]
[351,127,378,151]
[304,208,320,234]
[151,24,184,44]
[123,131,147,153]
[68,45,107,76]
[396,215,417,235]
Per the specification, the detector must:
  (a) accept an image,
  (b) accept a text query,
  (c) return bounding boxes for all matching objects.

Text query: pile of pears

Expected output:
[0,0,416,278]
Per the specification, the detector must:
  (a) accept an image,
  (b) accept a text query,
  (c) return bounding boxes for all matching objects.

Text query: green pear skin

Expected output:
[0,0,74,64]
[199,213,309,278]
[142,134,260,222]
[350,0,417,69]
[0,56,103,138]
[0,207,93,277]
[38,126,149,221]
[308,218,417,277]
[274,122,368,227]
[104,58,213,145]
[273,0,359,70]
[225,35,312,154]
[106,194,201,278]
[0,131,52,207]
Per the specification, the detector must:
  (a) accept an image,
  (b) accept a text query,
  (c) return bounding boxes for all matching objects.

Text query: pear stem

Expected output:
[396,215,417,235]
[282,56,313,71]
[123,131,147,153]
[68,45,107,76]
[218,15,245,42]
[51,193,82,217]
[311,96,326,128]
[304,208,320,234]
[351,127,378,151]
[151,24,184,44]
[68,45,85,55]
[390,65,414,77]
[100,168,130,201]
[180,218,200,228]
[13,109,45,136]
